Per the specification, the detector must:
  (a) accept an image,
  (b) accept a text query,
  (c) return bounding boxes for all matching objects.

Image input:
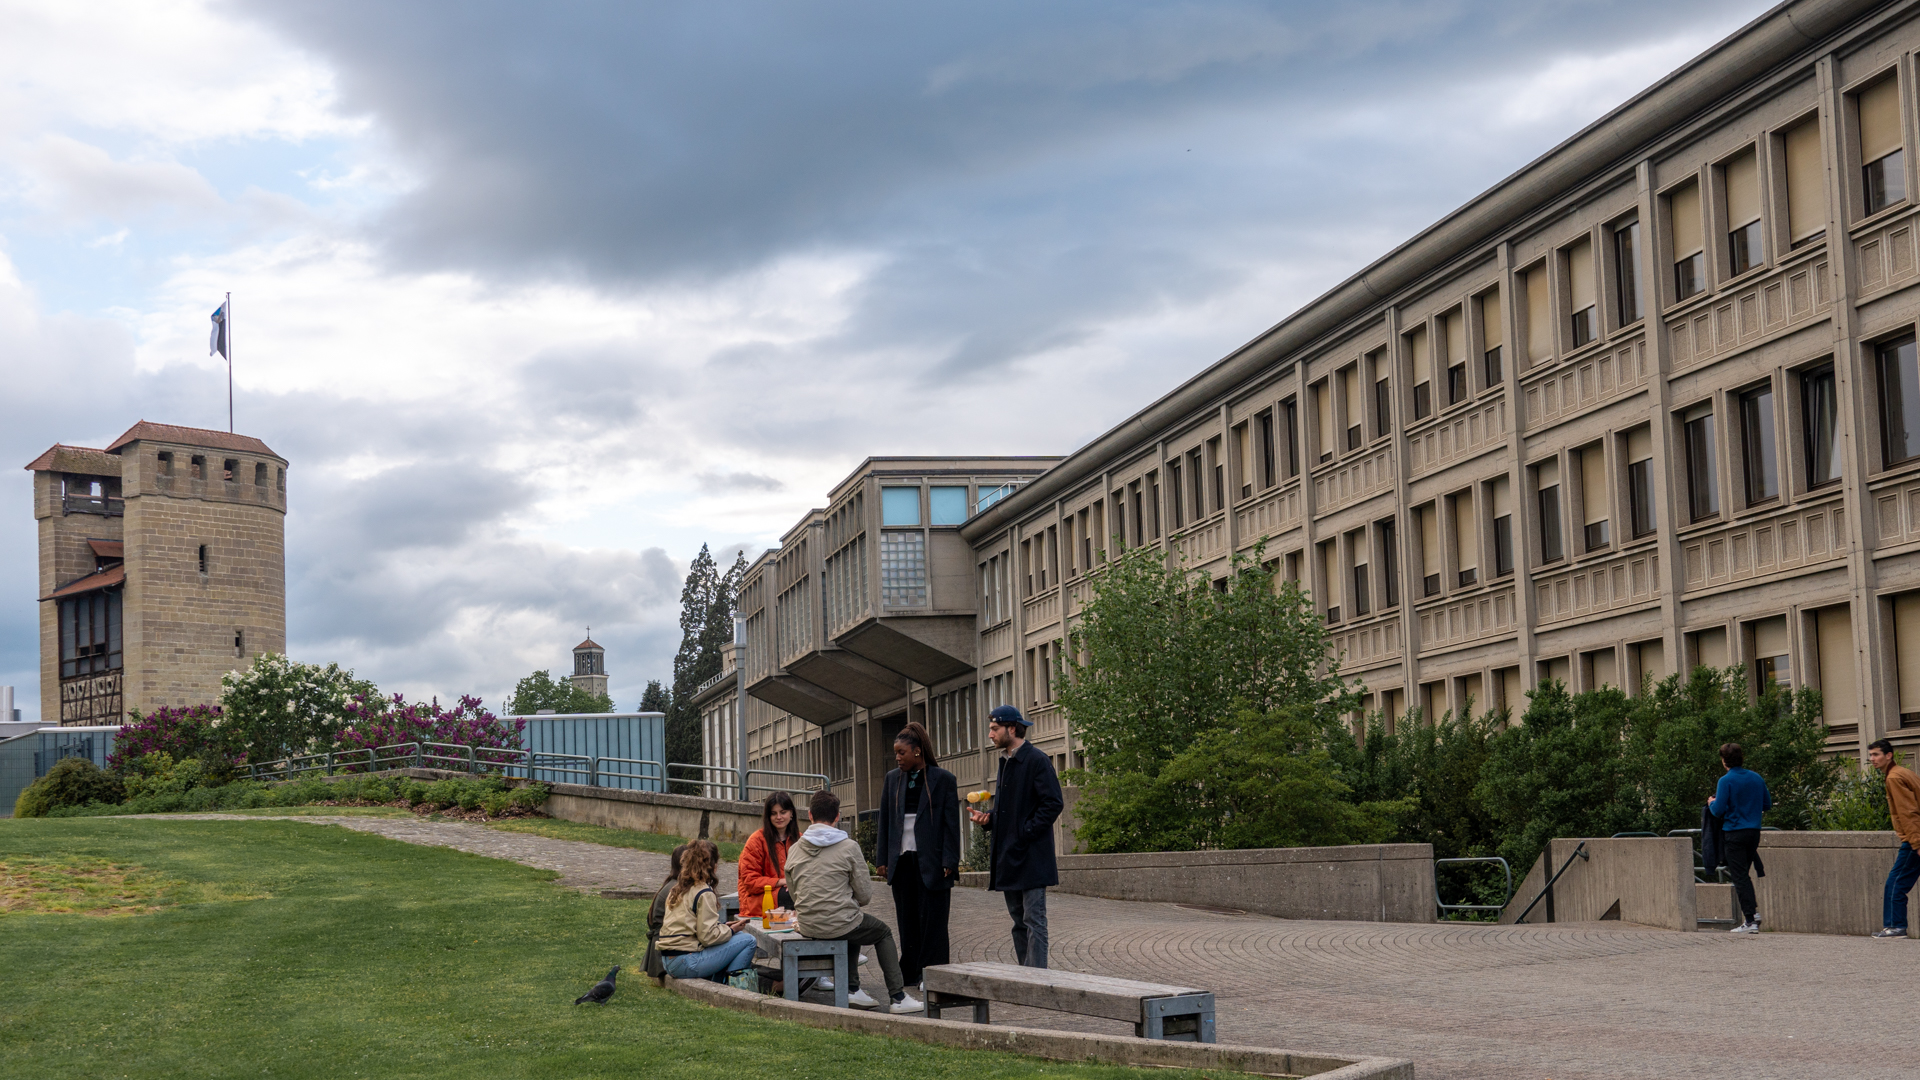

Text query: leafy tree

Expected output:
[218,654,378,765]
[507,669,613,715]
[1343,705,1500,862]
[668,546,747,791]
[1475,680,1643,873]
[639,679,670,715]
[1056,545,1369,852]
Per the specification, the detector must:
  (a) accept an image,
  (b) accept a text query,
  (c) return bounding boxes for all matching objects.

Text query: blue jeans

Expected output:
[660,933,758,982]
[1885,842,1920,931]
[1003,887,1048,968]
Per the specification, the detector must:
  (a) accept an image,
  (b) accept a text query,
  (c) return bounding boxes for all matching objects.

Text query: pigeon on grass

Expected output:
[575,966,619,1005]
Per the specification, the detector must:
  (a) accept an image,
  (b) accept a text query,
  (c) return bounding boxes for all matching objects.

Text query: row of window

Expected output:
[156,450,284,492]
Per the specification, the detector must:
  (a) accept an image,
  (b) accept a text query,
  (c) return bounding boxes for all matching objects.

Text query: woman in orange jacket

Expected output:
[738,790,799,917]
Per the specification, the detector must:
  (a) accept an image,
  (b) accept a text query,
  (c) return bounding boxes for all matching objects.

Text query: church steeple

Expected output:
[570,632,608,701]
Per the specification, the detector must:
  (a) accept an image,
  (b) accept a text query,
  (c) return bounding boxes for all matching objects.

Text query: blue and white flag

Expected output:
[209,299,228,359]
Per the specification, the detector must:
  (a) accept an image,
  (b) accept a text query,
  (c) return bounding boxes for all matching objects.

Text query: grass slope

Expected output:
[0,819,1213,1080]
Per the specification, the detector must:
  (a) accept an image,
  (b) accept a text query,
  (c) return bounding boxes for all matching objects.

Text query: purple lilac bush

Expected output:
[109,705,238,773]
[333,693,526,766]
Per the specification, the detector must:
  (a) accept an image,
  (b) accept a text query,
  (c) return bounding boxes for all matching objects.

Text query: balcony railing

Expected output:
[62,495,123,517]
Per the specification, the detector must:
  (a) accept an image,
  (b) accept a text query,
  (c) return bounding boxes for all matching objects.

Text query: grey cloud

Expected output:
[696,471,783,494]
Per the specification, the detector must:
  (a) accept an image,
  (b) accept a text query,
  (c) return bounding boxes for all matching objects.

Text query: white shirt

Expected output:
[902,813,918,852]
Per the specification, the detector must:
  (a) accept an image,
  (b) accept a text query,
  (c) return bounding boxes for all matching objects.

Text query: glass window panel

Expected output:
[1686,407,1720,520]
[929,486,969,525]
[1803,364,1839,486]
[1740,384,1779,504]
[1880,337,1920,466]
[1615,220,1643,323]
[881,486,922,526]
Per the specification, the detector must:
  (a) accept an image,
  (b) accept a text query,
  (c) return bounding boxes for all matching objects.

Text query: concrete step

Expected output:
[1695,881,1740,929]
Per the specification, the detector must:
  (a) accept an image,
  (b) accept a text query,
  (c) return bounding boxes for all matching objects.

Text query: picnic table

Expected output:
[742,923,854,1009]
[922,961,1216,1042]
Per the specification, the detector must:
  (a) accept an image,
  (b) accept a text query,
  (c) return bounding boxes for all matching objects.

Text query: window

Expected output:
[1751,616,1790,690]
[253,462,268,488]
[1537,458,1564,563]
[1524,263,1552,365]
[157,451,173,476]
[1320,541,1341,624]
[1540,656,1571,687]
[189,455,205,480]
[1168,461,1183,528]
[928,486,968,525]
[1451,491,1477,587]
[57,589,123,678]
[1627,427,1656,537]
[1257,410,1276,489]
[234,629,246,659]
[1341,366,1363,450]
[881,487,921,526]
[1491,475,1514,577]
[1375,376,1392,437]
[276,467,285,492]
[1348,529,1370,618]
[1725,148,1763,276]
[1740,382,1779,505]
[1314,381,1334,463]
[1189,449,1206,519]
[197,544,209,575]
[1130,481,1145,546]
[1895,593,1920,725]
[1803,363,1839,487]
[1409,326,1431,419]
[1585,649,1619,690]
[1783,117,1826,247]
[1580,444,1609,551]
[1282,397,1300,478]
[1614,219,1643,324]
[1671,180,1706,300]
[1444,310,1467,405]
[222,458,237,481]
[1878,335,1920,466]
[1147,471,1161,538]
[1111,490,1127,552]
[1691,626,1729,671]
[1234,422,1253,499]
[1377,518,1399,608]
[1479,289,1503,385]
[1684,403,1720,521]
[1815,606,1858,730]
[1630,641,1669,692]
[1207,437,1224,512]
[1418,504,1441,597]
[1858,75,1906,216]
[1566,238,1596,347]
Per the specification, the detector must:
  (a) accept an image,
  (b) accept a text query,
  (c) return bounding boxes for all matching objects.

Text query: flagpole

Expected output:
[226,291,233,433]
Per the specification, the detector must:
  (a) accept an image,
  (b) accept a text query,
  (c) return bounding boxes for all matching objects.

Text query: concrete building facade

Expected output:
[27,421,287,726]
[709,0,1920,833]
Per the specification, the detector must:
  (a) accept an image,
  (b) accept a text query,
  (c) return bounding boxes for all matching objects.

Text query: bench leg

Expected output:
[972,1000,990,1024]
[783,956,800,1002]
[833,948,848,1010]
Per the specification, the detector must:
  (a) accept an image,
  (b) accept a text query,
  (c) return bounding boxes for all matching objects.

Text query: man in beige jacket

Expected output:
[1868,739,1920,939]
[786,789,922,1012]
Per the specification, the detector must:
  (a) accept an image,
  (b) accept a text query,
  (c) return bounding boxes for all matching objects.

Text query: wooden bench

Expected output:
[922,962,1216,1042]
[742,925,852,1009]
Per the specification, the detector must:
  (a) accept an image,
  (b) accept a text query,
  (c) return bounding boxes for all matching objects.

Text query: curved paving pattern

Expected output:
[165,815,1911,1080]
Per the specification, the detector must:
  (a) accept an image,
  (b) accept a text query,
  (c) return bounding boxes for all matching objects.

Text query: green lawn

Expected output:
[0,818,1217,1079]
[488,816,745,862]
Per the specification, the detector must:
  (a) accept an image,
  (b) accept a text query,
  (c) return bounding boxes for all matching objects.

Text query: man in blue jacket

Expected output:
[1709,741,1772,935]
[968,705,1064,967]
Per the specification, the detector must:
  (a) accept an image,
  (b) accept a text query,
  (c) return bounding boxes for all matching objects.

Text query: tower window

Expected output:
[234,630,245,658]
[157,451,174,476]
[190,455,205,480]
[254,463,268,488]
[222,458,238,481]
[198,544,209,575]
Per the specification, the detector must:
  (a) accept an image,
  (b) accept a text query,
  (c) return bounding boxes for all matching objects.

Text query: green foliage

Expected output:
[1343,707,1500,861]
[668,545,747,791]
[852,817,879,868]
[960,820,992,873]
[121,752,209,802]
[14,757,125,818]
[1816,757,1894,830]
[1058,545,1364,852]
[219,654,379,764]
[639,679,670,715]
[44,773,552,819]
[506,670,614,716]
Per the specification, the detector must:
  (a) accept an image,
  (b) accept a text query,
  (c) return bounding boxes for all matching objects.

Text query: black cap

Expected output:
[988,704,1030,728]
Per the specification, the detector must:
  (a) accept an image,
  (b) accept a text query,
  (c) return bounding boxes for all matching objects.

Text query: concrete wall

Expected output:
[1752,831,1908,937]
[966,843,1436,924]
[1501,837,1696,930]
[540,781,764,843]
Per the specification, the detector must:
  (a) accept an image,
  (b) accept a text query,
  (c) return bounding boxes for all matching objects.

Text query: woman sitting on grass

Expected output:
[738,791,799,918]
[656,840,757,983]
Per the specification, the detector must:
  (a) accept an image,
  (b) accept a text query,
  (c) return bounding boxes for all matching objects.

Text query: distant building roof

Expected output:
[575,638,603,651]
[40,564,124,602]
[104,421,279,460]
[21,444,120,474]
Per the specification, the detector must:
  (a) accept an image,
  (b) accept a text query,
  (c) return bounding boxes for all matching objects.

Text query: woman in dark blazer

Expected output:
[875,721,961,987]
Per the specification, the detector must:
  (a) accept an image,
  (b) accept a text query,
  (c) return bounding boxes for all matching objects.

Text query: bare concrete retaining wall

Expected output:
[316,769,767,844]
[963,843,1436,924]
[666,974,1414,1079]
[1750,831,1907,936]
[1500,837,1696,930]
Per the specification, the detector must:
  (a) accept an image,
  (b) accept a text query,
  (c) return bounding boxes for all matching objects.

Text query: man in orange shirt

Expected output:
[1867,739,1920,939]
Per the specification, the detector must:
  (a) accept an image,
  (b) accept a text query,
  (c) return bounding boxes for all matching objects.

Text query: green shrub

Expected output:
[15,757,125,818]
[508,783,550,810]
[121,752,209,802]
[480,791,511,817]
[1816,758,1893,831]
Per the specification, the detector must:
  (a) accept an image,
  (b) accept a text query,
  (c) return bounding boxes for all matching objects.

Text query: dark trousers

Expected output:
[888,852,951,984]
[1885,842,1920,930]
[826,913,905,999]
[1003,887,1049,968]
[1722,828,1761,922]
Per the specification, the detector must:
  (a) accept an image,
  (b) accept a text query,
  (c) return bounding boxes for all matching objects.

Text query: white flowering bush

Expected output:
[219,654,379,765]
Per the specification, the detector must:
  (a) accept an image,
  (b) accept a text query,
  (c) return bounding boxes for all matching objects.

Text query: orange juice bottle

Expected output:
[762,884,776,928]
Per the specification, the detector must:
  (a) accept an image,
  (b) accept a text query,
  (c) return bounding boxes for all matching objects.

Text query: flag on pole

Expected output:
[210,300,229,359]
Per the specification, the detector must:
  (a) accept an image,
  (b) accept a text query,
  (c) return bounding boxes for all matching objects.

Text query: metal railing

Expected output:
[246,739,827,803]
[1511,841,1589,925]
[1434,856,1513,918]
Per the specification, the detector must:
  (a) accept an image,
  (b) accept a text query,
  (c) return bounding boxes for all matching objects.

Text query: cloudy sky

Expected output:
[0,0,1776,719]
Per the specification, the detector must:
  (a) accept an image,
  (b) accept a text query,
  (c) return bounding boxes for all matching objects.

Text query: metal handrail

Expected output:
[1512,841,1589,925]
[1435,856,1513,916]
[744,768,831,796]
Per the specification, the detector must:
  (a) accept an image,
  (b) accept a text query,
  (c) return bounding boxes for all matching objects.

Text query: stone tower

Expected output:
[28,421,287,725]
[570,636,608,701]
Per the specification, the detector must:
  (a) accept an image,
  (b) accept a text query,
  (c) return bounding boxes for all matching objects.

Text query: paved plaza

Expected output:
[176,815,1914,1080]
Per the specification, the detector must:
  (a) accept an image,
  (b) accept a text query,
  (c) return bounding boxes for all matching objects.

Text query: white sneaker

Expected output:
[845,988,878,1008]
[890,992,924,1014]
[815,977,834,990]
[1729,920,1758,934]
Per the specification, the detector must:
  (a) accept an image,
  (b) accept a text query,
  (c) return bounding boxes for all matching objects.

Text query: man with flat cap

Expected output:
[968,704,1065,967]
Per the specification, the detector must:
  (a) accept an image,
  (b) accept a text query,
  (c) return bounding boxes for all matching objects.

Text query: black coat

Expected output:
[983,740,1064,892]
[876,765,961,890]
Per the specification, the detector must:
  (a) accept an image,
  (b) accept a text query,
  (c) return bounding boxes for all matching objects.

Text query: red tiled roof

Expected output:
[22,444,118,474]
[105,421,278,460]
[41,564,124,602]
[575,638,603,651]
[88,540,124,559]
